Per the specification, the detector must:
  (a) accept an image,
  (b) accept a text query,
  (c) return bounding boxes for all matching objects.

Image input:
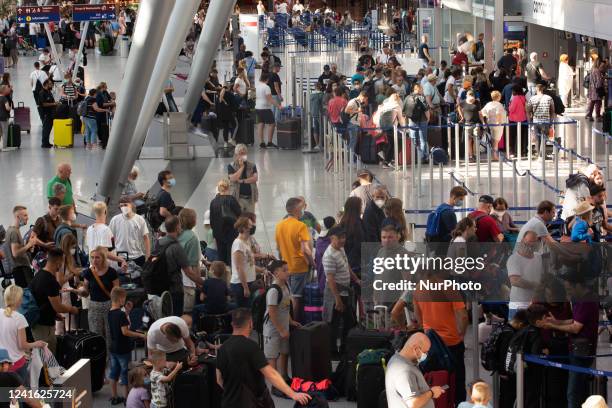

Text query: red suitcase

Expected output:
[424,370,456,408]
[398,137,412,165]
[13,102,31,133]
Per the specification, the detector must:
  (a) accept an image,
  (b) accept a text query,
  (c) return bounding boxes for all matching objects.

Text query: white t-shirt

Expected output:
[276,2,288,13]
[30,70,48,91]
[39,53,51,65]
[257,3,266,15]
[444,75,456,104]
[507,252,543,310]
[146,316,189,353]
[293,4,305,12]
[255,82,272,110]
[230,238,256,284]
[109,213,149,259]
[0,309,28,363]
[86,223,114,251]
[234,77,247,96]
[481,101,507,125]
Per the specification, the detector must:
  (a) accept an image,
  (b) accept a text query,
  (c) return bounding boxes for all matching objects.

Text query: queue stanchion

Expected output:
[493,372,500,408]
[487,143,493,195]
[528,125,532,171]
[517,122,523,165]
[499,150,504,198]
[429,152,434,207]
[561,120,567,160]
[526,170,532,218]
[455,123,461,171]
[554,144,560,191]
[516,353,524,408]
[343,139,349,194]
[505,124,510,157]
[576,120,582,157]
[475,130,481,186]
[333,125,338,175]
[568,147,574,176]
[605,132,610,182]
[464,125,469,179]
[439,163,444,204]
[411,133,416,190]
[447,121,452,161]
[540,133,546,200]
[394,125,399,173]
[512,158,519,210]
[402,129,408,179]
[471,301,479,381]
[591,126,598,164]
[417,150,422,198]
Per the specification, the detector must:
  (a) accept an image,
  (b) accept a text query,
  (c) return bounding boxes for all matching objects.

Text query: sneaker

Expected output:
[381,161,392,169]
[267,142,278,149]
[259,143,267,149]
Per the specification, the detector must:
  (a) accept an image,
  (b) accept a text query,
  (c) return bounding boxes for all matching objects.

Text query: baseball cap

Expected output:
[479,195,494,205]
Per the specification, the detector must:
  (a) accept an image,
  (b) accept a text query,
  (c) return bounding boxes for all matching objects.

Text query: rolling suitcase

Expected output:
[303,283,323,323]
[424,370,456,408]
[173,364,209,407]
[236,109,255,145]
[13,102,31,133]
[290,321,332,381]
[199,355,223,408]
[98,37,112,55]
[277,118,301,149]
[53,118,74,147]
[7,123,21,148]
[356,349,393,408]
[359,133,378,164]
[56,329,106,392]
[398,137,412,165]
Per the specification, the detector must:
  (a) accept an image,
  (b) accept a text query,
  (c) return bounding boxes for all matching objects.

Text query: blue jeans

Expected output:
[109,352,130,385]
[191,98,207,126]
[567,355,593,408]
[84,117,98,145]
[272,95,282,122]
[409,121,429,160]
[230,281,256,308]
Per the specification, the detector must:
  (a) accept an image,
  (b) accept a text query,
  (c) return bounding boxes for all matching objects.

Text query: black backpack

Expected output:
[504,327,531,375]
[252,284,283,335]
[141,241,178,296]
[481,322,516,373]
[403,94,426,122]
[526,62,542,83]
[145,191,164,232]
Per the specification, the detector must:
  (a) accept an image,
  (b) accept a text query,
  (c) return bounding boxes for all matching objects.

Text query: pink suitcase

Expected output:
[13,102,30,133]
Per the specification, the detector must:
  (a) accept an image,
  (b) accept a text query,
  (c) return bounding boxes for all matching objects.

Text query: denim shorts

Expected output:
[289,272,309,297]
[109,352,131,385]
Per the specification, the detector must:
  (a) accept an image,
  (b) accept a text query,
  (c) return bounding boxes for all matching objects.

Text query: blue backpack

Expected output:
[18,288,40,326]
[425,204,454,242]
[419,329,455,373]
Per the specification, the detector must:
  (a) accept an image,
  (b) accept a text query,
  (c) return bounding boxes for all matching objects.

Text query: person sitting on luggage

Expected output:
[264,260,301,396]
[458,379,494,408]
[149,350,182,408]
[216,308,312,406]
[108,287,146,406]
[385,332,447,408]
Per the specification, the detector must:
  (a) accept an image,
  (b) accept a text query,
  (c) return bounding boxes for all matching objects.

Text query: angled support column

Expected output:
[97,0,175,202]
[113,0,200,200]
[182,0,237,117]
[72,0,101,82]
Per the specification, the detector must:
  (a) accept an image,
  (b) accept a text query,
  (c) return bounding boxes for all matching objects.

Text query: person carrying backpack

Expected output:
[425,186,468,243]
[403,83,430,163]
[525,52,549,96]
[468,195,504,243]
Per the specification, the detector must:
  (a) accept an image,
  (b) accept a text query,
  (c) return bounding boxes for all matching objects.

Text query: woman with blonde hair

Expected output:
[71,246,119,342]
[0,284,47,383]
[558,53,575,108]
[228,143,259,213]
[209,179,242,264]
[481,90,508,160]
[233,67,250,100]
[56,233,83,334]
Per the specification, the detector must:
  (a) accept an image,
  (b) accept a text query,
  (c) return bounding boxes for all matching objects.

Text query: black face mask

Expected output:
[250,226,256,235]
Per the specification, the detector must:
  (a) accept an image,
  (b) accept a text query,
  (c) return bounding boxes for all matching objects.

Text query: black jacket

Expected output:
[209,194,242,243]
[363,201,385,242]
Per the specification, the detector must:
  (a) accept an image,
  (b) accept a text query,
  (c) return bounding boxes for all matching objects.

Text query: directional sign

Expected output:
[72,4,117,22]
[16,5,61,24]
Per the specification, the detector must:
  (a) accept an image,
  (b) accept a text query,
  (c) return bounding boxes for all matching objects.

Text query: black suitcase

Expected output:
[199,355,222,408]
[236,109,255,145]
[346,328,393,361]
[7,123,21,148]
[358,133,378,164]
[290,321,332,381]
[56,329,106,392]
[172,364,209,407]
[378,389,388,408]
[277,118,301,149]
[357,364,386,408]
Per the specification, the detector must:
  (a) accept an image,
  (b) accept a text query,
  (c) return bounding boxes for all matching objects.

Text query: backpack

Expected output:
[77,98,89,117]
[376,104,397,129]
[475,41,485,61]
[504,327,531,374]
[419,329,455,373]
[481,321,516,372]
[403,94,426,122]
[252,283,283,335]
[18,288,40,326]
[145,191,164,231]
[526,62,542,83]
[34,79,44,105]
[424,203,454,242]
[141,241,179,296]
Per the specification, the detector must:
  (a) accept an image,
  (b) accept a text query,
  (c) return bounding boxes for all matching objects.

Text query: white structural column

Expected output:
[114,0,200,199]
[72,0,101,81]
[97,0,175,201]
[494,0,504,67]
[182,0,237,117]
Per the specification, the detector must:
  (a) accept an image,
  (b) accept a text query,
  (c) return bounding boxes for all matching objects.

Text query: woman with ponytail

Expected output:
[0,284,47,384]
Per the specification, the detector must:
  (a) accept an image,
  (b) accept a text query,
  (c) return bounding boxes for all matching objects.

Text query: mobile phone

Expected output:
[441,385,450,390]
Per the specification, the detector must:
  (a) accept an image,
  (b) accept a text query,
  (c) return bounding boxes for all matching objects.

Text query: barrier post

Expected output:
[447,123,452,160]
[505,124,510,157]
[606,133,610,182]
[455,123,461,171]
[512,159,518,210]
[591,126,598,164]
[411,133,416,190]
[475,132,481,186]
[429,154,434,207]
[402,130,407,179]
[333,126,338,175]
[554,144,559,191]
[464,125,469,178]
[439,164,444,204]
[471,301,479,381]
[394,125,399,173]
[499,151,504,198]
[576,120,582,157]
[516,353,524,408]
[487,143,492,195]
[528,125,532,171]
[493,372,500,408]
[417,150,422,198]
[517,123,522,165]
[526,170,532,218]
[569,148,574,176]
[541,135,546,200]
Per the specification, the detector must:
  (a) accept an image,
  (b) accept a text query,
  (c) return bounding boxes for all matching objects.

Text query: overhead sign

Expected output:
[16,5,60,24]
[72,4,117,22]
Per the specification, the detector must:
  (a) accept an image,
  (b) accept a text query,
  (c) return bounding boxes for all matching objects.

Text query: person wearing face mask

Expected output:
[231,217,265,308]
[156,170,180,225]
[38,79,58,148]
[363,187,389,242]
[490,198,519,242]
[53,204,87,251]
[468,195,504,243]
[109,199,151,269]
[242,212,275,266]
[385,332,446,408]
[95,82,115,149]
[227,144,258,213]
[6,206,43,288]
[425,186,468,244]
[506,231,543,319]
[29,248,79,354]
[59,73,77,105]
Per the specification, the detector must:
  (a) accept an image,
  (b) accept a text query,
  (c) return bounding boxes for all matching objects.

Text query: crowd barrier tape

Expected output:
[523,354,612,377]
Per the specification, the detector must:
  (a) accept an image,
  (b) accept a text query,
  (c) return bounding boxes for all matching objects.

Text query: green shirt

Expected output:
[46,176,73,206]
[178,229,200,268]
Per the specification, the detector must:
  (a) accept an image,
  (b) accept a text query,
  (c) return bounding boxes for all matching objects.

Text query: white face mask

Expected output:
[121,206,131,216]
[375,199,385,209]
[241,155,247,162]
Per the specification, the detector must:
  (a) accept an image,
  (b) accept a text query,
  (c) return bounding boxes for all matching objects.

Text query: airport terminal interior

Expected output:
[0,0,611,407]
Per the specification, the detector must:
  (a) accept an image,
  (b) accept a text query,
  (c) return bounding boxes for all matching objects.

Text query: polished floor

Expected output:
[0,44,611,406]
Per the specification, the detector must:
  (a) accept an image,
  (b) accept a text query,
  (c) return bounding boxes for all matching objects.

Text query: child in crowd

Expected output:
[126,367,151,408]
[571,201,594,244]
[150,350,182,408]
[315,216,337,291]
[264,260,300,396]
[458,379,493,408]
[108,287,147,405]
[471,382,492,408]
[200,261,231,314]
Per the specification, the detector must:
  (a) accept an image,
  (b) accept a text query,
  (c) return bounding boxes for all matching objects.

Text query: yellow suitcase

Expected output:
[53,119,74,148]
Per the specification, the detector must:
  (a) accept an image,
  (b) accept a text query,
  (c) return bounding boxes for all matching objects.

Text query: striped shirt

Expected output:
[527,94,553,123]
[322,245,350,295]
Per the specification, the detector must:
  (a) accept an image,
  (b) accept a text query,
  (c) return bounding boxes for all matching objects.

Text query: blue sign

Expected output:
[16,5,60,24]
[72,4,117,22]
